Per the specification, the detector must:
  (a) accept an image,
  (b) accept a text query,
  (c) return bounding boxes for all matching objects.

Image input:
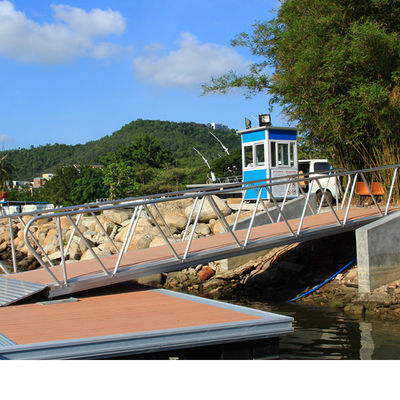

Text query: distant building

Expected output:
[210,122,229,131]
[12,180,32,189]
[33,177,45,188]
[42,173,55,180]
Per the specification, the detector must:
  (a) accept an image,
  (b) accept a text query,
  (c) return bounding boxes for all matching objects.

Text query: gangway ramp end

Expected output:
[0,276,46,307]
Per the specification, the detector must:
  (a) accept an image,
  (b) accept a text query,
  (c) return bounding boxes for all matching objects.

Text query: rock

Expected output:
[184,196,232,223]
[149,236,167,248]
[80,247,112,260]
[43,228,58,246]
[102,209,133,225]
[195,223,210,236]
[164,214,188,232]
[197,266,215,281]
[69,240,82,260]
[136,234,153,249]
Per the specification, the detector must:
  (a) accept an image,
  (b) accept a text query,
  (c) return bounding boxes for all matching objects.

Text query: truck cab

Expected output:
[298,159,339,204]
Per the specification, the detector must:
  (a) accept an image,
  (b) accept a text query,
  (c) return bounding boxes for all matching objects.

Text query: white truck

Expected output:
[298,159,340,205]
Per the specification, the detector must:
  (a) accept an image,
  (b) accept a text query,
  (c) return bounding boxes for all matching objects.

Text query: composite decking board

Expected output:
[0,289,263,345]
[4,207,390,287]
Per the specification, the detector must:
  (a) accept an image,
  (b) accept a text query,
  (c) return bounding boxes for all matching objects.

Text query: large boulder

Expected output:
[184,196,232,223]
[102,209,133,225]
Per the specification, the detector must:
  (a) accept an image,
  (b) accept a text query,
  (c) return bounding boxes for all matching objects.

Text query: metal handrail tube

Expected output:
[297,183,316,216]
[23,219,62,285]
[181,197,198,242]
[243,185,263,247]
[143,204,181,261]
[8,217,17,273]
[57,216,68,285]
[113,206,140,275]
[67,215,110,276]
[206,195,242,248]
[265,186,296,237]
[297,180,314,236]
[340,174,352,210]
[17,216,56,269]
[359,172,383,216]
[314,178,342,226]
[183,196,205,260]
[316,174,332,214]
[277,180,292,223]
[232,188,248,231]
[63,213,83,258]
[125,205,143,253]
[343,174,359,225]
[385,167,398,216]
[253,186,275,224]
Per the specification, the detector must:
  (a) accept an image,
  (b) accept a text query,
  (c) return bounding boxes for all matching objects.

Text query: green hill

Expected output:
[4,119,241,181]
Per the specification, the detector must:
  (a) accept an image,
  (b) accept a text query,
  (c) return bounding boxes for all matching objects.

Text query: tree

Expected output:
[203,0,400,175]
[0,154,15,190]
[210,148,242,178]
[102,161,140,200]
[41,165,81,206]
[71,166,108,204]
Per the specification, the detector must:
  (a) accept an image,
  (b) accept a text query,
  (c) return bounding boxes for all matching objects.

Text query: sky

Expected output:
[0,0,286,150]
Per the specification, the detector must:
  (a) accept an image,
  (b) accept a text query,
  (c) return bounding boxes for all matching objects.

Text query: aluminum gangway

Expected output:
[0,164,399,305]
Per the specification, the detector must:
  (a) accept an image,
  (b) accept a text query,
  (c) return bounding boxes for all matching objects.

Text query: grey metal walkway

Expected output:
[0,164,399,304]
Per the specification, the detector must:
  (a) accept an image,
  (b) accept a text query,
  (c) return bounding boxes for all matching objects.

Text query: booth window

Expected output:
[270,141,276,167]
[244,145,254,168]
[290,142,296,167]
[255,143,265,166]
[278,143,289,166]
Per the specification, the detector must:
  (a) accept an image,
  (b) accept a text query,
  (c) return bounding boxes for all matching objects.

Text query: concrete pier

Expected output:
[356,211,400,293]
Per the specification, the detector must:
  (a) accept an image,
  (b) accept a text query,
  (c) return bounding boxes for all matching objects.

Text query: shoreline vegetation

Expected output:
[1,196,398,319]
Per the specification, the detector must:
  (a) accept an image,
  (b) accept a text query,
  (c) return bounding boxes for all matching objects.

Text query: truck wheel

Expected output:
[317,190,333,206]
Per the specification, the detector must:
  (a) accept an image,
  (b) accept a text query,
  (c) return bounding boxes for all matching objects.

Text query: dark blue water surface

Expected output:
[234,300,400,360]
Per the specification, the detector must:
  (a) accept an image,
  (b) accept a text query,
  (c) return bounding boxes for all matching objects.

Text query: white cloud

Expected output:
[0,1,126,64]
[0,134,13,143]
[133,32,249,89]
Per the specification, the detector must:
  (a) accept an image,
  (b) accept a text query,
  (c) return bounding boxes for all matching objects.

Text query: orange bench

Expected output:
[355,181,385,206]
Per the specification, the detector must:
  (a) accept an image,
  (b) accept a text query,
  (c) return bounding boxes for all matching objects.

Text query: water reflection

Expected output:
[231,299,400,360]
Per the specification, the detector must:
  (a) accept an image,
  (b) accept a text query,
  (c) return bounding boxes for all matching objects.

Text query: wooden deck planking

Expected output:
[4,207,389,287]
[0,289,262,345]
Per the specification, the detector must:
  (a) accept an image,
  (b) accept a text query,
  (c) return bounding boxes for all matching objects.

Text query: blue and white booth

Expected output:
[237,116,298,200]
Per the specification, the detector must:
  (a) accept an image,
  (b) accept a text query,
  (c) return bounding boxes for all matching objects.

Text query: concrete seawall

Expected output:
[357,210,400,293]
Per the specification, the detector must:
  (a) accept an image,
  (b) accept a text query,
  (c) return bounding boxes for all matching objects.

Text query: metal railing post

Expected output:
[243,186,263,247]
[385,167,398,216]
[57,216,68,285]
[360,172,383,216]
[8,217,17,273]
[343,174,358,225]
[296,180,314,235]
[183,196,205,260]
[182,197,198,241]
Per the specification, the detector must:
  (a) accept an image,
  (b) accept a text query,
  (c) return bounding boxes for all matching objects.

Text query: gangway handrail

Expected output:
[4,163,396,289]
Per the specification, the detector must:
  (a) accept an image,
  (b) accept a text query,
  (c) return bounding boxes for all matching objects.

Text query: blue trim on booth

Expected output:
[242,129,266,143]
[269,129,297,141]
[243,169,269,200]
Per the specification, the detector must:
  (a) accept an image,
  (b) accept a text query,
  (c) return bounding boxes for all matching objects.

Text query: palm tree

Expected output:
[0,154,15,191]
